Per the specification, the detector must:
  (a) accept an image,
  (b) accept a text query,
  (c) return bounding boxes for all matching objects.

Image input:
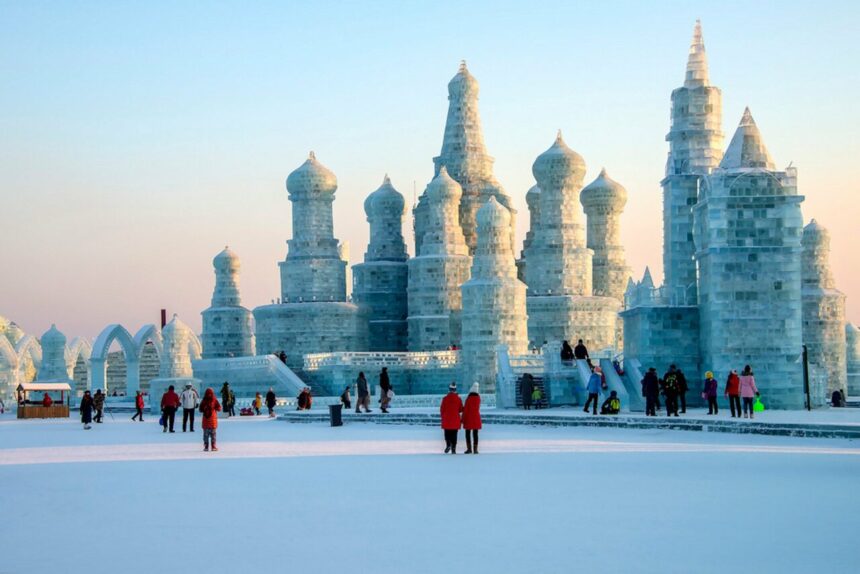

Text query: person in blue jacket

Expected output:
[583,366,603,415]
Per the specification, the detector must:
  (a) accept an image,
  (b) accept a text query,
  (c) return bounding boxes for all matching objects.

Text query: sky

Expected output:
[1,0,859,339]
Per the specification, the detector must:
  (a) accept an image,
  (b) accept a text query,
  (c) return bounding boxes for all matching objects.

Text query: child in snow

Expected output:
[600,391,621,415]
[340,385,352,409]
[253,393,262,415]
[531,386,543,409]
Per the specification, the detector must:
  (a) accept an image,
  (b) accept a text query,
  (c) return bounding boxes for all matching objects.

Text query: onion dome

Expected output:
[719,108,774,170]
[532,130,586,185]
[476,196,511,230]
[40,324,67,347]
[286,151,337,196]
[802,219,829,245]
[580,168,628,209]
[525,184,541,209]
[448,60,479,97]
[162,314,192,342]
[213,245,240,269]
[5,321,24,345]
[365,174,405,218]
[426,166,463,203]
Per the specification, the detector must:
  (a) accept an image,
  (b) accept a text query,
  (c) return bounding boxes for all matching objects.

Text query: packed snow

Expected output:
[1,413,858,574]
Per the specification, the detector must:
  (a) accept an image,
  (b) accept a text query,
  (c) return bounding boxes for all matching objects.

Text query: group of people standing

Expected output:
[440,382,482,454]
[341,368,395,414]
[642,364,759,418]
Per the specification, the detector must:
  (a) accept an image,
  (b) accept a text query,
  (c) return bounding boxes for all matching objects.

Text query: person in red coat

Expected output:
[160,385,181,433]
[131,391,145,422]
[724,370,741,418]
[42,393,53,407]
[440,382,463,454]
[199,388,222,452]
[462,382,482,454]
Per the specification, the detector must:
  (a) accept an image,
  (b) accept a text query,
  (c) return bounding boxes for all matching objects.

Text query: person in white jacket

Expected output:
[180,384,200,432]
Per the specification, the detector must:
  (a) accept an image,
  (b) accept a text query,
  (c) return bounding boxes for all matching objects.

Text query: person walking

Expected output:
[131,390,145,421]
[703,372,719,415]
[80,390,94,430]
[199,388,222,452]
[662,365,680,417]
[642,367,660,416]
[521,373,534,410]
[725,370,741,418]
[160,385,180,433]
[220,382,232,417]
[677,369,689,413]
[463,383,482,454]
[531,385,543,409]
[440,382,463,454]
[584,367,602,415]
[340,385,352,410]
[355,372,371,413]
[739,365,759,419]
[93,389,105,423]
[265,387,277,418]
[379,368,391,413]
[180,383,199,432]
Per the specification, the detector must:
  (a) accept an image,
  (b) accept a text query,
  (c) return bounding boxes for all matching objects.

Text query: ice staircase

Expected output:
[514,375,548,409]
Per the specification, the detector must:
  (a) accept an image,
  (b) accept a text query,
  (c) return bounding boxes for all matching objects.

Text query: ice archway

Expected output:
[89,324,162,394]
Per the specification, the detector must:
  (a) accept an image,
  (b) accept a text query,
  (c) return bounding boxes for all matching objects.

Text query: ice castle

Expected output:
[1,22,851,410]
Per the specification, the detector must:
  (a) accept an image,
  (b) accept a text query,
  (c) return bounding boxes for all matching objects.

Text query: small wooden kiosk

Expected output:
[16,382,72,419]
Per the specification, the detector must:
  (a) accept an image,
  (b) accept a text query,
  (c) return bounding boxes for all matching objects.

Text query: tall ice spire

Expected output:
[429,61,515,253]
[685,19,709,87]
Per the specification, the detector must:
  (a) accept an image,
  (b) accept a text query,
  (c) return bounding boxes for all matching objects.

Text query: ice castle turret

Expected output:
[461,197,528,391]
[254,153,367,373]
[694,108,805,409]
[36,324,72,383]
[407,167,472,351]
[415,61,515,254]
[523,132,619,349]
[516,184,540,281]
[201,247,255,359]
[580,168,630,302]
[847,324,860,396]
[663,20,724,304]
[353,175,409,351]
[801,219,847,394]
[149,315,202,411]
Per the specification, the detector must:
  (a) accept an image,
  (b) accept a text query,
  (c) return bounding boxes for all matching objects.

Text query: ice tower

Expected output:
[353,175,409,351]
[801,219,847,394]
[201,247,255,359]
[580,168,630,302]
[254,152,367,374]
[663,20,723,303]
[460,197,528,391]
[407,167,472,351]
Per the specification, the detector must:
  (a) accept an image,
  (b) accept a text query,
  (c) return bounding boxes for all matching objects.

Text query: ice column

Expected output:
[801,220,847,394]
[201,247,255,358]
[461,197,528,391]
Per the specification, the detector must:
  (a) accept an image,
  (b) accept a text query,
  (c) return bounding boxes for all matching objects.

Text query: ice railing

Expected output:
[624,284,697,308]
[304,350,459,371]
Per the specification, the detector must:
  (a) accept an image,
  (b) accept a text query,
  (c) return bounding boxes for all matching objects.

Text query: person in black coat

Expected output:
[676,369,689,413]
[379,368,392,413]
[80,390,94,430]
[574,339,593,370]
[560,341,574,364]
[641,368,660,416]
[265,388,277,417]
[521,373,535,410]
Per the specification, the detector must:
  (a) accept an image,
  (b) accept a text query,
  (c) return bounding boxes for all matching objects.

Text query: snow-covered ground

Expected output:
[1,415,858,574]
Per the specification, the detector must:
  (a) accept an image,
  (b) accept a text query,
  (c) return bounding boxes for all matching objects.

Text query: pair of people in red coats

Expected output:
[440,382,482,454]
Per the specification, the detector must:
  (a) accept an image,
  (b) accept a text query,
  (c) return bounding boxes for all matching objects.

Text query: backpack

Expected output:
[753,396,765,412]
[609,398,620,412]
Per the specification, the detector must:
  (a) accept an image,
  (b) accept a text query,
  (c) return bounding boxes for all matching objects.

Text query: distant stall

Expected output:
[16,382,71,419]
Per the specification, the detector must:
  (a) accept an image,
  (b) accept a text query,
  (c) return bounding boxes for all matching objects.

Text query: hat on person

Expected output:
[705,371,714,379]
[185,383,192,388]
[448,382,457,392]
[469,382,479,394]
[593,366,602,374]
[609,390,617,397]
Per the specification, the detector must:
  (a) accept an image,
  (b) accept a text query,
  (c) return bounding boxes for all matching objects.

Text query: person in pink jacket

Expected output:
[739,365,759,419]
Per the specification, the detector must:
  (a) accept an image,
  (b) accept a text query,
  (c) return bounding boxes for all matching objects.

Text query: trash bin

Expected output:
[328,403,343,427]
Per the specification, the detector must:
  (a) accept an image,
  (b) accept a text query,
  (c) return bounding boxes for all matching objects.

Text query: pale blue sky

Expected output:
[2,0,859,338]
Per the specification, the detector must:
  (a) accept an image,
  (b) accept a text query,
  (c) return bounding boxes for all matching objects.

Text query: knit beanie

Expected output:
[469,382,479,394]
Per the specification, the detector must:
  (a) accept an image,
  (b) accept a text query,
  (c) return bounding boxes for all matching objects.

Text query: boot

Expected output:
[444,445,451,454]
